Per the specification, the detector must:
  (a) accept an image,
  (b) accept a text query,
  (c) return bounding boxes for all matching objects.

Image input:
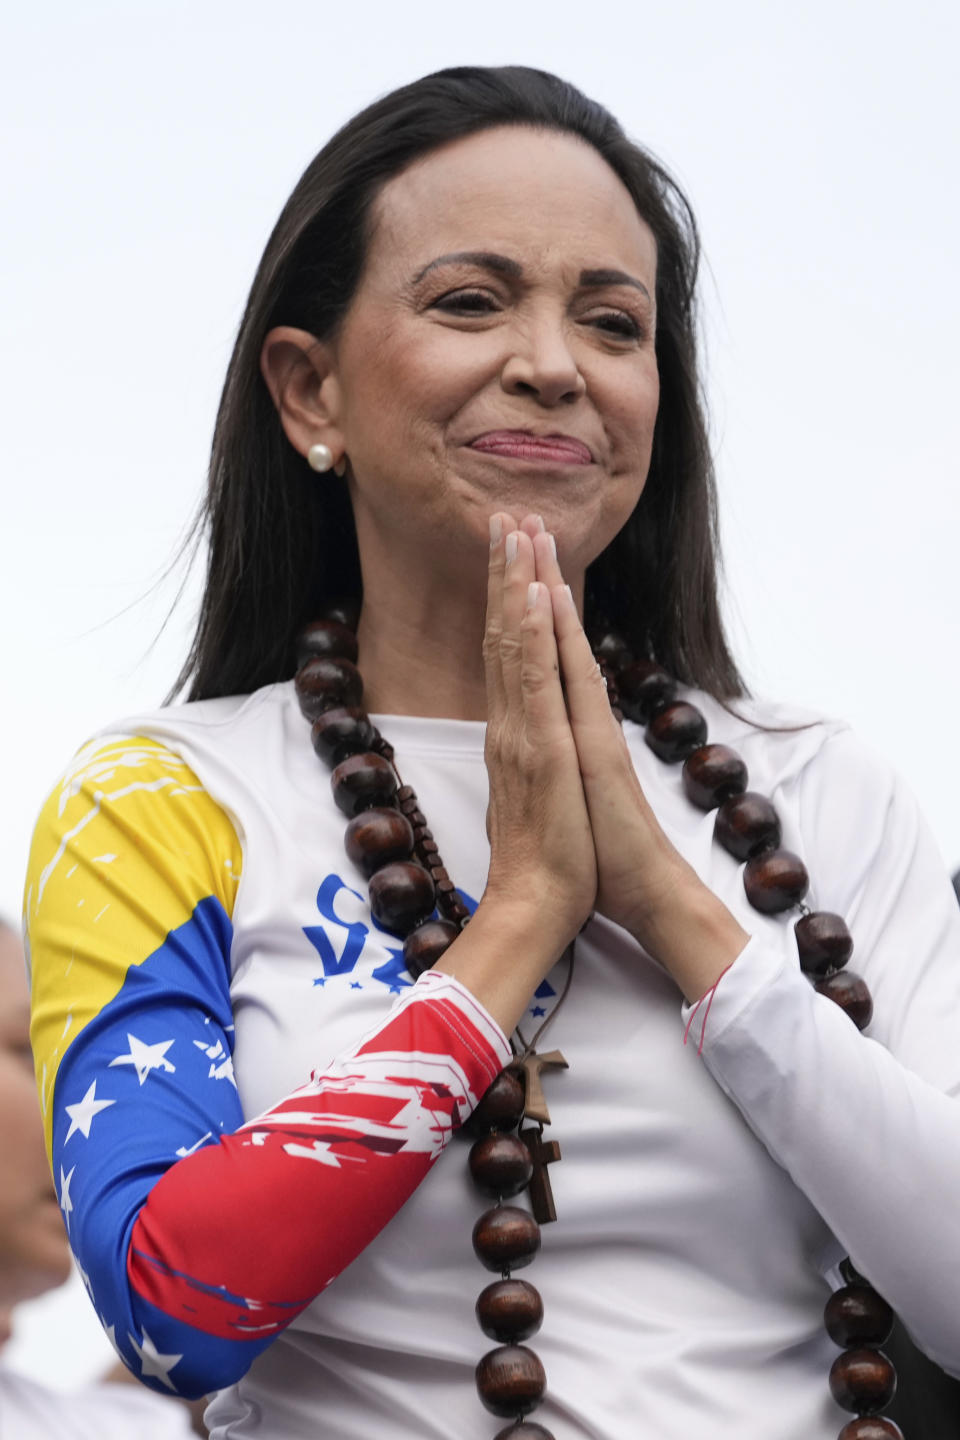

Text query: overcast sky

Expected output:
[3,0,958,1388]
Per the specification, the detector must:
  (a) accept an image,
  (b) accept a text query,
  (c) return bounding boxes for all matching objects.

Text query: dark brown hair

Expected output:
[173,65,745,702]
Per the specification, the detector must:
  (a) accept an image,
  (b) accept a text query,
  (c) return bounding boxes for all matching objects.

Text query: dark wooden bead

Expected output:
[402,918,460,978]
[590,631,632,670]
[645,701,708,762]
[795,911,854,976]
[743,848,809,913]
[682,744,749,811]
[838,1419,904,1440]
[469,1134,534,1198]
[618,659,677,722]
[295,656,363,720]
[829,1348,896,1414]
[494,1424,555,1440]
[295,618,359,667]
[318,597,361,631]
[330,752,397,817]
[825,1286,894,1348]
[714,791,782,861]
[475,1345,546,1418]
[476,1279,543,1342]
[464,1070,526,1137]
[472,1205,541,1271]
[310,707,376,768]
[816,969,874,1031]
[344,808,414,877]
[368,861,436,935]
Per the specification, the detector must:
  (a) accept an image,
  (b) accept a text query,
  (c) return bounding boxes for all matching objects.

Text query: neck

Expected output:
[356,584,490,720]
[349,518,586,720]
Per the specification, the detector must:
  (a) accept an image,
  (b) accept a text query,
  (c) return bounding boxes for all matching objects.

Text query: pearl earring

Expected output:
[307,442,334,473]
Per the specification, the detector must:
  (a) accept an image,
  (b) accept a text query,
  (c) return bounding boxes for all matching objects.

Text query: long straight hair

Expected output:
[173,66,745,703]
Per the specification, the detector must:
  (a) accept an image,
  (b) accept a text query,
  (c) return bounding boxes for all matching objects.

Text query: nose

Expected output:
[500,315,586,407]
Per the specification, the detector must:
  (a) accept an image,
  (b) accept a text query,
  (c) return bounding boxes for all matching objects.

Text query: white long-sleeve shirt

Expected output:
[24,681,960,1439]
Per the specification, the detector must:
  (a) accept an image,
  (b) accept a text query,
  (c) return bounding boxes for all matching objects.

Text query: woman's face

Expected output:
[0,926,72,1342]
[326,124,660,584]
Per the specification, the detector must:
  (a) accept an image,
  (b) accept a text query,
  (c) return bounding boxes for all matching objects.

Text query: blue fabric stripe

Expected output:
[50,895,257,1396]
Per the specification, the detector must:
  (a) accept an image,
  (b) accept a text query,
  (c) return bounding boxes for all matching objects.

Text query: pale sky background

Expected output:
[3,0,958,1395]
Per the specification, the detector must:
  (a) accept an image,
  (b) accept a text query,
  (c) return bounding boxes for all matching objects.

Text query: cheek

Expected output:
[601,367,660,480]
[348,320,499,437]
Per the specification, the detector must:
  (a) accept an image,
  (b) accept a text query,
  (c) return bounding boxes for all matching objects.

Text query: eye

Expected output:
[588,310,644,341]
[430,288,500,316]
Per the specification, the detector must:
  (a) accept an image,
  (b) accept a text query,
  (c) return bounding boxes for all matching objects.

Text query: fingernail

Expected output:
[489,514,503,548]
[548,532,557,560]
[505,532,519,564]
[534,514,546,533]
[526,581,541,612]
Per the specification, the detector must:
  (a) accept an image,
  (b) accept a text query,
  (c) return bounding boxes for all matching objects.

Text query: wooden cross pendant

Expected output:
[508,1048,568,1125]
[520,1124,562,1224]
[509,1047,567,1223]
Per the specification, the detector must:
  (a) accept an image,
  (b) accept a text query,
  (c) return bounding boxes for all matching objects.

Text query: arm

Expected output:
[679,736,960,1376]
[26,736,509,1400]
[521,520,960,1373]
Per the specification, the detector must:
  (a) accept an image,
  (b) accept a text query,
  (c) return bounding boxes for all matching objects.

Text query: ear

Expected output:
[259,326,346,465]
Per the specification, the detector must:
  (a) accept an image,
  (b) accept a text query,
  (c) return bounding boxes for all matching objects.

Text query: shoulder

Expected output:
[681,688,939,914]
[87,681,291,758]
[33,683,295,846]
[680,688,898,812]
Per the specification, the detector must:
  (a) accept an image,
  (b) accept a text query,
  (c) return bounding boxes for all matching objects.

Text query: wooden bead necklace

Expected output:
[294,604,903,1440]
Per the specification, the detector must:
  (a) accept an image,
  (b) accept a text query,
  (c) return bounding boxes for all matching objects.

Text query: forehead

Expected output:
[366,125,657,284]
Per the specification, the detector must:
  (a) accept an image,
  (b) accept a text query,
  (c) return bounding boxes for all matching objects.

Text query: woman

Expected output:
[23,66,960,1439]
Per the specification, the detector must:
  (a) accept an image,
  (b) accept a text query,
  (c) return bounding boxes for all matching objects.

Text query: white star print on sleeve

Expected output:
[64,1080,116,1142]
[108,1034,176,1085]
[59,1164,75,1232]
[192,1036,236,1085]
[127,1328,183,1392]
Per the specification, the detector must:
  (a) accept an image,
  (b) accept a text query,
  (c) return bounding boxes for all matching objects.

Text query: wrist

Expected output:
[629,874,750,1004]
[431,895,577,1035]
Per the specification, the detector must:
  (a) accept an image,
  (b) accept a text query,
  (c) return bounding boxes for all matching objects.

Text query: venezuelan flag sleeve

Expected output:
[25,735,509,1400]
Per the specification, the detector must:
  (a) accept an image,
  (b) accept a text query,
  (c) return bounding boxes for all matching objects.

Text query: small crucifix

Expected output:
[508,1048,568,1125]
[509,1047,567,1224]
[520,1124,562,1224]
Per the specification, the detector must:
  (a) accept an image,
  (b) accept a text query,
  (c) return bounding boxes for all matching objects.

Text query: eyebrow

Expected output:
[412,251,651,301]
[579,267,651,301]
[412,251,523,284]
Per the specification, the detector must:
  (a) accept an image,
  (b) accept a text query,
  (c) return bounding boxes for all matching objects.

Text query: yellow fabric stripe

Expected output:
[23,735,242,1159]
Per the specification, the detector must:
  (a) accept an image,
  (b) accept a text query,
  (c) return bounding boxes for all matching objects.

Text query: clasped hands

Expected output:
[480,511,748,1005]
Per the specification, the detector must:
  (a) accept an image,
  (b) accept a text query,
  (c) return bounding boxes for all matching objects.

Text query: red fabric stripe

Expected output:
[127,991,502,1340]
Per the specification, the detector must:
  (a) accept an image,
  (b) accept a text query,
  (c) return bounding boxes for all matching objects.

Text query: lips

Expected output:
[469,431,593,465]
